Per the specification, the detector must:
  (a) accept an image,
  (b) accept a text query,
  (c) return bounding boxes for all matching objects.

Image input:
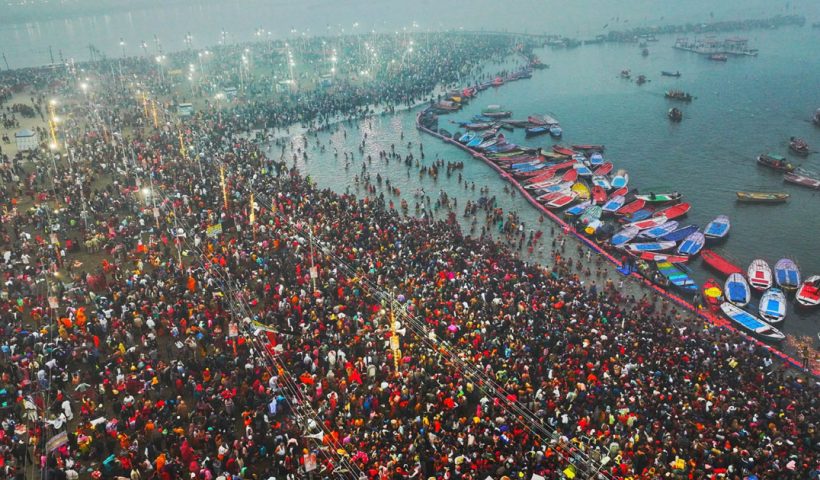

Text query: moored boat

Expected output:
[758,288,787,324]
[481,105,512,118]
[616,199,646,216]
[636,192,682,203]
[602,195,626,214]
[610,226,639,247]
[660,224,699,242]
[701,249,743,276]
[653,202,690,220]
[571,144,605,152]
[677,231,705,256]
[757,153,794,172]
[703,215,731,241]
[709,54,728,62]
[564,200,592,217]
[525,126,550,137]
[552,145,577,156]
[719,302,785,342]
[702,278,723,311]
[549,125,563,137]
[628,214,669,231]
[543,191,578,209]
[639,221,679,239]
[736,191,789,203]
[747,259,773,291]
[624,241,677,253]
[795,275,820,307]
[611,170,629,189]
[724,273,751,307]
[773,258,801,291]
[655,261,698,294]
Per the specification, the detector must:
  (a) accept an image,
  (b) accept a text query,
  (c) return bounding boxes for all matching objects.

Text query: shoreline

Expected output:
[414,73,819,377]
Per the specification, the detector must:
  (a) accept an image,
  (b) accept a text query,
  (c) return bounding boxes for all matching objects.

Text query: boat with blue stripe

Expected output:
[720,302,785,342]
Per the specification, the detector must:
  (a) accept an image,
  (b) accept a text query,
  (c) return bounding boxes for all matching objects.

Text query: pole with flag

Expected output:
[220,164,228,210]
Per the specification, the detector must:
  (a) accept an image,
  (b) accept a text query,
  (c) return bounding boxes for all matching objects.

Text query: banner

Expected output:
[206,223,223,238]
[46,431,68,452]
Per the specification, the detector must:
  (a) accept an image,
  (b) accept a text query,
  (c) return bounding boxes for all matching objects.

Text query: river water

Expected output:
[282,25,820,341]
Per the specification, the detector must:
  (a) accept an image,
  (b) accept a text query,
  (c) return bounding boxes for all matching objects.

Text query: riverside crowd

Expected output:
[0,31,817,480]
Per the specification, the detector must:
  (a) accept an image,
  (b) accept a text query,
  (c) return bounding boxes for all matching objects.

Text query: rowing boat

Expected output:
[747,259,773,291]
[701,249,743,276]
[611,170,629,189]
[656,261,698,294]
[611,226,640,247]
[660,224,699,242]
[635,192,682,203]
[703,215,730,241]
[719,302,785,342]
[639,221,679,239]
[795,275,820,307]
[677,231,705,256]
[653,202,690,220]
[759,288,787,324]
[736,191,789,203]
[624,241,676,253]
[724,273,751,307]
[773,258,801,291]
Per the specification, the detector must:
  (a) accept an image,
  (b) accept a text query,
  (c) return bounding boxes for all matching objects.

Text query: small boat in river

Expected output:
[795,275,820,307]
[725,273,751,307]
[784,171,820,189]
[736,191,789,203]
[703,215,731,241]
[757,153,794,172]
[655,261,698,294]
[665,90,693,102]
[668,107,683,122]
[661,70,681,77]
[773,258,801,291]
[636,192,682,203]
[788,137,810,157]
[759,288,787,325]
[719,302,785,342]
[747,259,773,291]
[701,249,743,276]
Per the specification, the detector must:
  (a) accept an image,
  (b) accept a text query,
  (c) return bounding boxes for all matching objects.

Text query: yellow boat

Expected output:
[736,191,790,203]
[572,181,590,200]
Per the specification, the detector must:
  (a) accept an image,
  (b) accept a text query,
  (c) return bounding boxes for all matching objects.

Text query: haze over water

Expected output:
[1,0,818,68]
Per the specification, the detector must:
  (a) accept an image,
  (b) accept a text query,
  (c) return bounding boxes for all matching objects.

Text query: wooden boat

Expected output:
[736,191,789,203]
[624,241,676,253]
[591,175,611,191]
[773,258,800,291]
[549,125,563,137]
[571,182,591,200]
[783,172,820,189]
[724,273,751,307]
[661,70,681,77]
[573,164,593,177]
[656,261,698,294]
[525,126,550,137]
[602,195,626,214]
[653,202,690,220]
[709,54,728,62]
[611,170,629,189]
[552,145,577,156]
[636,252,689,263]
[588,153,605,166]
[747,259,773,291]
[702,278,723,310]
[795,275,820,307]
[564,201,592,217]
[578,205,603,225]
[639,221,679,239]
[677,231,705,256]
[611,226,640,247]
[616,199,645,216]
[571,144,605,152]
[624,208,655,223]
[561,168,579,183]
[544,191,578,209]
[759,288,787,324]
[539,181,575,194]
[591,186,607,204]
[788,137,810,157]
[757,153,794,172]
[703,215,730,241]
[665,90,693,102]
[481,105,512,118]
[668,107,683,122]
[526,176,561,190]
[592,162,613,176]
[701,249,743,276]
[628,215,668,231]
[660,224,699,242]
[719,302,785,342]
[635,192,682,203]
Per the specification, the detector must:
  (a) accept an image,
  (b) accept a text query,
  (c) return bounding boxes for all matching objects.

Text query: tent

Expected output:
[15,129,38,151]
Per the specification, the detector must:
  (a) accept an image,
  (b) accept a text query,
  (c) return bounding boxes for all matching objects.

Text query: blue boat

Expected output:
[549,125,563,137]
[724,273,751,307]
[472,115,495,122]
[610,225,640,246]
[565,201,592,216]
[639,221,680,239]
[459,132,477,144]
[625,208,654,223]
[525,126,549,136]
[660,224,699,242]
[573,164,593,177]
[467,136,484,148]
[773,258,801,291]
[703,215,731,241]
[759,288,787,324]
[677,231,705,256]
[588,153,604,166]
[611,169,629,188]
[656,261,699,294]
[624,241,677,253]
[720,302,785,341]
[602,195,626,214]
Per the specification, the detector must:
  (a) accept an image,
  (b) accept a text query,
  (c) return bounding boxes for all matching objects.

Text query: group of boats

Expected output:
[429,70,535,115]
[700,251,819,342]
[453,110,564,139]
[421,83,818,346]
[757,152,820,190]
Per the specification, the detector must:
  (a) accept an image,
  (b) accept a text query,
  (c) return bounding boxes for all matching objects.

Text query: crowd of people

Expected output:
[0,30,817,480]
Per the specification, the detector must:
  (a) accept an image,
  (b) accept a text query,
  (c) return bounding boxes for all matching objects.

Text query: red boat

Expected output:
[571,144,605,152]
[552,145,577,156]
[701,249,743,276]
[702,278,723,312]
[609,187,628,199]
[653,202,691,220]
[617,199,646,216]
[593,162,614,176]
[492,77,504,87]
[591,186,607,204]
[637,252,690,263]
[524,170,556,185]
[561,169,578,182]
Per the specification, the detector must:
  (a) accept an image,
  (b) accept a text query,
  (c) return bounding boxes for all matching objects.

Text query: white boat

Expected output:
[758,288,786,324]
[719,302,785,342]
[724,273,751,307]
[747,259,772,291]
